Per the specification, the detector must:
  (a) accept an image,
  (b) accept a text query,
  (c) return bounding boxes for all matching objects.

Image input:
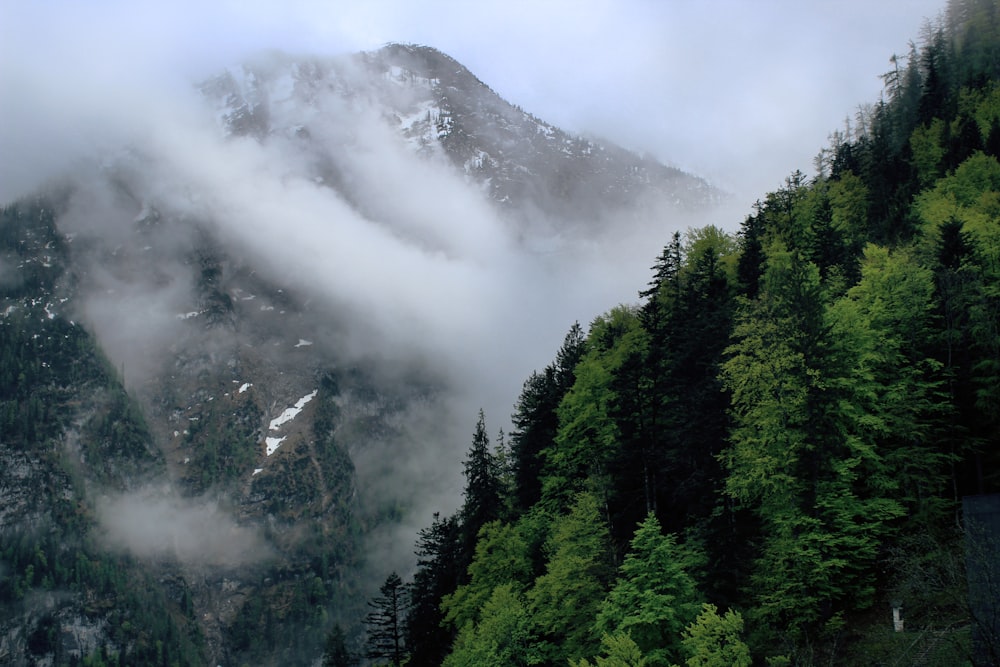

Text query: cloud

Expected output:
[0,0,946,571]
[96,487,272,566]
[2,0,944,205]
[143,74,696,419]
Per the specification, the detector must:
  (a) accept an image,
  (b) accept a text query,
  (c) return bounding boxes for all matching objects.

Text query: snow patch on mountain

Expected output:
[268,390,318,431]
[265,436,286,456]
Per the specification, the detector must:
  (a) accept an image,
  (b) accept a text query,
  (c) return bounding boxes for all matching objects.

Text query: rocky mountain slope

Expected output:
[202,43,721,232]
[0,44,721,665]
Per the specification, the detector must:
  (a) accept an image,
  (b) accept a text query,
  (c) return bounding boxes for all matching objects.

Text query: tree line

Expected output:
[348,1,1000,665]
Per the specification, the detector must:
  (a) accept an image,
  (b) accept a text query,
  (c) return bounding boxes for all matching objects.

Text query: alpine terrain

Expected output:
[0,43,721,666]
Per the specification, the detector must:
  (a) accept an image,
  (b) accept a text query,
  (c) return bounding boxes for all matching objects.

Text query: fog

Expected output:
[96,487,272,566]
[51,56,708,420]
[0,0,944,204]
[39,50,730,571]
[0,0,945,569]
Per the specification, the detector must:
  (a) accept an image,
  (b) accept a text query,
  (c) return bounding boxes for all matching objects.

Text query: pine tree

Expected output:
[460,410,502,554]
[322,624,353,667]
[511,322,585,512]
[365,572,407,666]
[405,513,462,666]
[528,492,615,665]
[441,521,533,631]
[680,604,752,667]
[442,584,534,667]
[595,514,701,667]
[722,242,906,641]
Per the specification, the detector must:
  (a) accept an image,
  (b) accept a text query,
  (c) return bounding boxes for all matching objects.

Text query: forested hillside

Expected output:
[379,2,1000,665]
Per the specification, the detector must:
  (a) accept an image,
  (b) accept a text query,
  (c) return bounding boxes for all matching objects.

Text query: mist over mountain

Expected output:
[201,43,722,230]
[0,43,726,665]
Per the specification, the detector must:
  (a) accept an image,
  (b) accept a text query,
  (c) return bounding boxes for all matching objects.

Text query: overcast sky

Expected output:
[2,0,944,207]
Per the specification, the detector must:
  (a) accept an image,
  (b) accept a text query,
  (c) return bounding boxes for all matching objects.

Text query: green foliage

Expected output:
[720,245,820,508]
[911,119,950,188]
[831,244,951,518]
[405,7,1000,663]
[543,307,646,509]
[443,584,534,667]
[722,237,921,641]
[528,492,615,664]
[570,632,649,667]
[595,514,701,666]
[682,225,739,284]
[680,604,751,667]
[441,520,533,630]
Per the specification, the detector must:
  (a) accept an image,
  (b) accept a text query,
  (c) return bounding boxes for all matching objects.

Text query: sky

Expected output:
[2,0,945,206]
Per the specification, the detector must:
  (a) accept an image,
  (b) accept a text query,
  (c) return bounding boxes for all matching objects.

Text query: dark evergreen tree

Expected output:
[736,204,767,299]
[404,513,462,667]
[365,572,407,666]
[393,8,1000,662]
[658,235,734,527]
[459,410,502,554]
[918,24,954,124]
[639,232,683,319]
[322,624,353,667]
[638,233,684,502]
[510,323,584,512]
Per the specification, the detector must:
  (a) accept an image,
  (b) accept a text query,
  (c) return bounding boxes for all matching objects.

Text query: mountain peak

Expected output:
[199,44,723,232]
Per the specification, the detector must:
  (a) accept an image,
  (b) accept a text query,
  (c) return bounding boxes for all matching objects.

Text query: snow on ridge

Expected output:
[294,339,312,348]
[268,390,318,431]
[265,436,286,456]
[238,382,252,394]
[399,99,440,132]
[261,389,317,457]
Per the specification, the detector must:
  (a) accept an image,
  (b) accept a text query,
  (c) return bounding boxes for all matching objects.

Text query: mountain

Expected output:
[400,2,1000,665]
[200,43,722,233]
[0,44,720,665]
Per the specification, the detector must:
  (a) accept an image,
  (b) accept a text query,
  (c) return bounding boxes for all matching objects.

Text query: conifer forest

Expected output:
[387,2,1000,665]
[3,1,1000,666]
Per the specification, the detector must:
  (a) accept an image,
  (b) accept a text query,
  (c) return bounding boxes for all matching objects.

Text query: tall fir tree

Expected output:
[365,572,408,666]
[528,492,615,665]
[594,513,701,667]
[511,322,585,512]
[404,513,462,666]
[460,410,503,556]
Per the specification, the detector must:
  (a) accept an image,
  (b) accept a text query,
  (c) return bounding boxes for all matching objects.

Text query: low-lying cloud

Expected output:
[6,43,733,571]
[96,488,272,566]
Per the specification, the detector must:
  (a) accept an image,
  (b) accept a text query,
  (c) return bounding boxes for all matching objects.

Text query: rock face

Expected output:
[0,44,721,665]
[1,195,434,666]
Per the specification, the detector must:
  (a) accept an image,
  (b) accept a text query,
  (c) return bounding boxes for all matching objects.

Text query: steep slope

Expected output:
[0,44,723,666]
[401,2,1000,665]
[1,181,450,665]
